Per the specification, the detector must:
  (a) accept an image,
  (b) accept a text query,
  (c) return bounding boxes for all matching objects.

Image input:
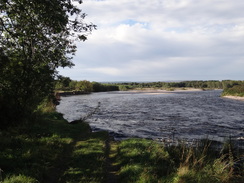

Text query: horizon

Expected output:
[68,79,243,83]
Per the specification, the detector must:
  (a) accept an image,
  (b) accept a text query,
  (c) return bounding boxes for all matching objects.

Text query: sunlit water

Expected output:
[56,90,244,143]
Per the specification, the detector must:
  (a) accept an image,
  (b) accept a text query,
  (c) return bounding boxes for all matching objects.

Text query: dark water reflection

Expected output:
[56,90,244,143]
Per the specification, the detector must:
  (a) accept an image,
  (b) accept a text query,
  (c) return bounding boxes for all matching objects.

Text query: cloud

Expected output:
[86,67,122,76]
[58,0,244,81]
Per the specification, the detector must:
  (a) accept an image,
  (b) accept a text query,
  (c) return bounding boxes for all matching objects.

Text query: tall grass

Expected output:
[115,138,244,183]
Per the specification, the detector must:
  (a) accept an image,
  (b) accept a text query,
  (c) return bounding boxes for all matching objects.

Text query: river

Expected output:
[56,89,244,144]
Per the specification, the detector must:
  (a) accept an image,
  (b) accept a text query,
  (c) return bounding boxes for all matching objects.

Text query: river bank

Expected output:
[56,87,210,97]
[0,112,243,183]
[128,87,203,93]
[223,95,244,101]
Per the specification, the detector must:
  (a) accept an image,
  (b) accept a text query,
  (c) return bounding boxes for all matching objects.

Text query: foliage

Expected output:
[91,82,119,92]
[0,0,96,127]
[112,80,244,90]
[36,96,57,113]
[1,175,38,183]
[54,80,119,92]
[55,79,244,94]
[118,85,133,91]
[75,80,93,92]
[222,84,244,97]
[54,76,72,91]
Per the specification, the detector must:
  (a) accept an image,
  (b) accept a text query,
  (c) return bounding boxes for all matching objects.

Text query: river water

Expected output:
[56,90,244,144]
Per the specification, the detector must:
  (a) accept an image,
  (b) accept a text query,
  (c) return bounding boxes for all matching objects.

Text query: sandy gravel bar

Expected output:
[223,95,244,101]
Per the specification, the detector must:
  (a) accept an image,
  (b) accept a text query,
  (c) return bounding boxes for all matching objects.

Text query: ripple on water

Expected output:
[56,90,244,144]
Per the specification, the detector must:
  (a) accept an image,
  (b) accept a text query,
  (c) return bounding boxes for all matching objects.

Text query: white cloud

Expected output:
[58,0,244,81]
[86,67,122,75]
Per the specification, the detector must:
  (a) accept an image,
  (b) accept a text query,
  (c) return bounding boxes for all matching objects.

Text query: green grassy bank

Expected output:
[0,112,243,183]
[0,112,109,183]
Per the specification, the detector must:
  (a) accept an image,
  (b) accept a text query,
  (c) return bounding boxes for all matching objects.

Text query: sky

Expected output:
[58,0,244,82]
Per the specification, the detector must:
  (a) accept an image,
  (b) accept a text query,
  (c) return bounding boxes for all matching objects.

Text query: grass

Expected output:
[0,112,109,183]
[116,139,173,183]
[61,132,109,183]
[115,139,244,183]
[0,113,243,183]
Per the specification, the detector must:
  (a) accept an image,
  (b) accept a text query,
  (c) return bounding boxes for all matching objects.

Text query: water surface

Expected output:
[56,90,244,143]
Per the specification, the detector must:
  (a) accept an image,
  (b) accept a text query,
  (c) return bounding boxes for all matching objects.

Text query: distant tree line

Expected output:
[111,80,244,90]
[55,78,244,93]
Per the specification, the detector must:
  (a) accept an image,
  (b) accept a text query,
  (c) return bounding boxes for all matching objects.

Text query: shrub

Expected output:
[2,175,38,183]
[222,84,244,97]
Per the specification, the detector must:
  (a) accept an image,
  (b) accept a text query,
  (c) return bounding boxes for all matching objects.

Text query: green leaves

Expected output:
[0,0,95,127]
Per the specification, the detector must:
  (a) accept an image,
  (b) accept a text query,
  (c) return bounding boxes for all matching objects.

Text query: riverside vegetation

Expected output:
[0,102,244,183]
[222,84,244,97]
[1,81,243,182]
[55,78,244,95]
[1,1,243,182]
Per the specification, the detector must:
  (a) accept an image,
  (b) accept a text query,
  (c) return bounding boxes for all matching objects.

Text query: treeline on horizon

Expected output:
[55,77,244,96]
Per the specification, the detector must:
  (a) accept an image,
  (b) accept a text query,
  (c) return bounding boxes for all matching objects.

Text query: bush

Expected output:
[2,175,38,183]
[222,84,244,97]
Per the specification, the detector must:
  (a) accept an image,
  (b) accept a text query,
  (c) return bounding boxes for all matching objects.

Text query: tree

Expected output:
[55,76,72,90]
[75,80,93,92]
[0,0,96,127]
[69,80,78,91]
[92,81,103,92]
